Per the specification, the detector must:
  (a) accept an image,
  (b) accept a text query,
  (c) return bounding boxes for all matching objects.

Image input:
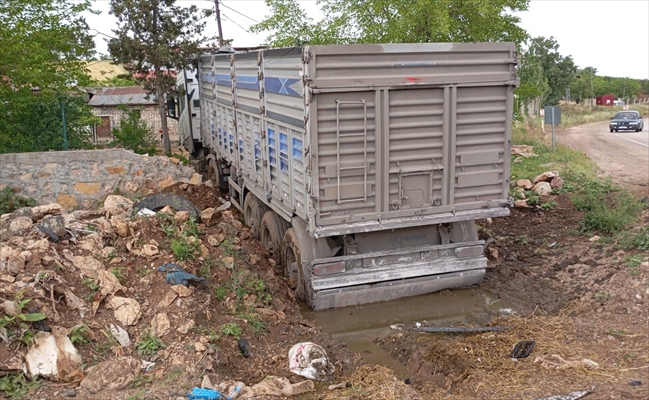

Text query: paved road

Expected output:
[556,118,649,195]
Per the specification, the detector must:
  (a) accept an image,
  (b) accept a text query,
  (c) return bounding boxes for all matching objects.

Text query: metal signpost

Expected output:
[543,106,561,151]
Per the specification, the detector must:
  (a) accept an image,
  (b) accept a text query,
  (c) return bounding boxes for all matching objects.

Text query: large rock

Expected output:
[550,176,564,189]
[200,208,222,227]
[516,179,533,190]
[533,171,559,184]
[40,215,66,238]
[31,203,64,220]
[80,357,141,394]
[106,296,141,326]
[9,216,33,236]
[5,254,26,276]
[150,313,171,337]
[533,181,552,196]
[110,216,129,237]
[103,195,134,217]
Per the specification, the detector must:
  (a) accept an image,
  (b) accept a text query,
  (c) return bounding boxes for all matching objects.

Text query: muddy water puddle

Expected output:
[302,288,509,379]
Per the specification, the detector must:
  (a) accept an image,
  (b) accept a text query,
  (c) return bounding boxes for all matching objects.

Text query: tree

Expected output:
[251,0,529,47]
[0,0,96,153]
[0,93,97,153]
[524,37,577,106]
[108,0,213,156]
[110,106,158,155]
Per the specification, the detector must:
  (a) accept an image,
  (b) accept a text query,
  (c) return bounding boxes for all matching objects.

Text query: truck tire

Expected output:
[282,228,312,305]
[206,158,220,187]
[243,193,267,239]
[259,211,286,260]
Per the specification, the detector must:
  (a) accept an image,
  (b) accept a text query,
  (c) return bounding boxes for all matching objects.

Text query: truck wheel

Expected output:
[259,211,285,260]
[282,228,312,304]
[243,194,267,239]
[207,158,220,187]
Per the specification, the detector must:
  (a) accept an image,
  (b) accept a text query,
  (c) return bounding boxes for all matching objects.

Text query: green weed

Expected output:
[630,227,649,250]
[220,323,242,338]
[171,238,199,261]
[183,217,202,237]
[82,278,101,301]
[69,324,91,345]
[0,373,41,399]
[136,331,166,356]
[540,200,557,210]
[0,298,46,346]
[214,285,228,301]
[0,187,35,215]
[109,266,126,284]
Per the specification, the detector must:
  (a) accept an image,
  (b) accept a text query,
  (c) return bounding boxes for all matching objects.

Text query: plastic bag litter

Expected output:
[136,208,156,217]
[187,386,241,400]
[536,387,593,400]
[157,263,205,286]
[288,342,335,380]
[109,324,131,347]
[23,326,83,382]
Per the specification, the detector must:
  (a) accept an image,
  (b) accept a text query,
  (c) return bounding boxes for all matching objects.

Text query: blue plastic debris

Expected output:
[187,386,241,400]
[187,387,226,400]
[157,263,205,286]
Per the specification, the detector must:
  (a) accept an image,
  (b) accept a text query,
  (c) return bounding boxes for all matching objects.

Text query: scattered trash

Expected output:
[238,338,251,358]
[136,208,156,217]
[157,263,206,286]
[536,387,594,400]
[187,387,231,400]
[132,193,201,219]
[216,201,231,212]
[402,324,511,333]
[328,381,351,390]
[404,378,412,385]
[141,360,155,372]
[23,326,83,382]
[629,379,642,386]
[533,354,599,370]
[245,376,314,397]
[511,340,535,359]
[109,324,131,347]
[288,342,335,380]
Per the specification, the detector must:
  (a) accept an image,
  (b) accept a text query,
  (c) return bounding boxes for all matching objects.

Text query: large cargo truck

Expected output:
[177,43,518,310]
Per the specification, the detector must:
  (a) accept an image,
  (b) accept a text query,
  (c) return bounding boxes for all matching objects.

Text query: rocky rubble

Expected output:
[0,187,358,399]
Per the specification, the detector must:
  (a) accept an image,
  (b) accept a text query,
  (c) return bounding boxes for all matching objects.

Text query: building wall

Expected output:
[91,105,179,144]
[0,149,200,210]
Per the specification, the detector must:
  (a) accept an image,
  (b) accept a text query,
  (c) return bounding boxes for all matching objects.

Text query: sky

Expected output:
[84,0,649,80]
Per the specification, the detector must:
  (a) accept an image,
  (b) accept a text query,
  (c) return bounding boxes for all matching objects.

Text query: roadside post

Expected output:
[543,106,561,151]
[540,108,545,133]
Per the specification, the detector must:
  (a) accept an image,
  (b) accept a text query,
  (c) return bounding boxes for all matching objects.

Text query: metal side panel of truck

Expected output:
[194,43,518,310]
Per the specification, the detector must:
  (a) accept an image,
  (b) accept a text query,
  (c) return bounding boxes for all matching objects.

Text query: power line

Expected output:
[221,13,259,37]
[220,0,259,24]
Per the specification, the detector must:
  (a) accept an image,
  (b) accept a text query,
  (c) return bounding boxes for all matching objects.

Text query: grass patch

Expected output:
[0,187,35,215]
[629,227,649,250]
[573,185,642,234]
[220,322,243,338]
[136,331,165,356]
[0,373,41,399]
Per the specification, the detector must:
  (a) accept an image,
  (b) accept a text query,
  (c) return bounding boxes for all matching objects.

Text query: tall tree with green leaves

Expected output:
[251,0,529,47]
[108,0,213,155]
[0,0,95,153]
[524,36,576,106]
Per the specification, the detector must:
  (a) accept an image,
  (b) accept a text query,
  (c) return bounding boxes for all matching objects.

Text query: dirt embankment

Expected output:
[1,175,648,400]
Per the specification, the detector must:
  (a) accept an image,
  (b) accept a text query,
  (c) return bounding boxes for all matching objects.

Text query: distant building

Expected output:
[85,86,178,144]
[595,94,615,106]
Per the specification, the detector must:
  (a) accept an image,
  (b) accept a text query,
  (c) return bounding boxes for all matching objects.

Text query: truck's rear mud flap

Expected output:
[311,269,485,311]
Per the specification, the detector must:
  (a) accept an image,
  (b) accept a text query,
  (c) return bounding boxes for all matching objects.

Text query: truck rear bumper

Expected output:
[309,241,487,310]
[311,268,485,310]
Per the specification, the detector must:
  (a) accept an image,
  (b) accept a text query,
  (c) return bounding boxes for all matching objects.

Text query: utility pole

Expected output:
[590,69,594,107]
[214,0,224,47]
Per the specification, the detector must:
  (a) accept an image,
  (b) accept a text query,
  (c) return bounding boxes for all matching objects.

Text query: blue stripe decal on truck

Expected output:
[264,77,301,97]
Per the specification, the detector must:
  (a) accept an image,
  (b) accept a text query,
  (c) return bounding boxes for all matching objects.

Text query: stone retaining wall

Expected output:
[0,149,200,210]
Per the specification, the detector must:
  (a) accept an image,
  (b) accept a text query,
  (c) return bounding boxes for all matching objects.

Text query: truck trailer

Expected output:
[174,43,518,310]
